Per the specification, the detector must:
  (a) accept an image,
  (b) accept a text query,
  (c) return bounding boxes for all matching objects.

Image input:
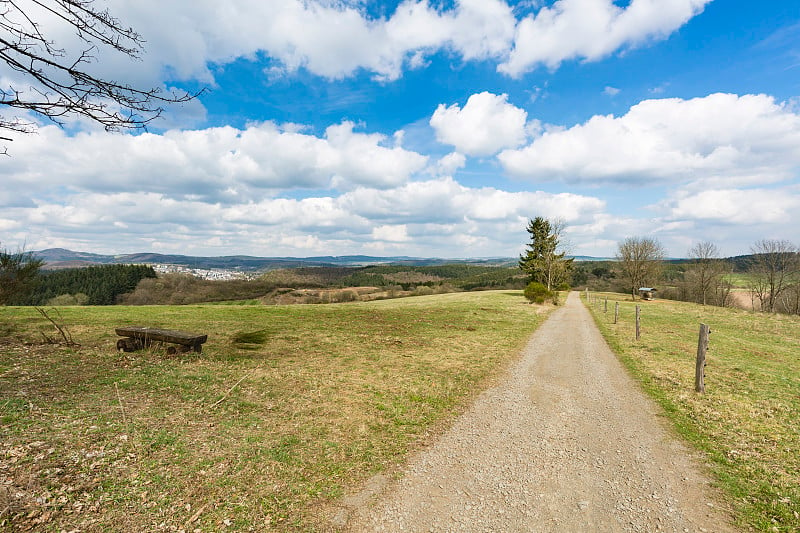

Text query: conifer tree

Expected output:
[0,246,43,304]
[519,217,573,291]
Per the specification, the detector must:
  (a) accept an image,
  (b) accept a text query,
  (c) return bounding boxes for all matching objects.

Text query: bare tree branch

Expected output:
[0,0,202,149]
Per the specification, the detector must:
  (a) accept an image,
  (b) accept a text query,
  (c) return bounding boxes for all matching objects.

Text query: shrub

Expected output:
[413,286,435,296]
[337,289,359,302]
[46,293,89,306]
[523,282,553,304]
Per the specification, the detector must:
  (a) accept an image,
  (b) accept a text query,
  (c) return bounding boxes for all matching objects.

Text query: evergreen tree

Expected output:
[0,246,44,304]
[19,264,156,305]
[519,217,573,291]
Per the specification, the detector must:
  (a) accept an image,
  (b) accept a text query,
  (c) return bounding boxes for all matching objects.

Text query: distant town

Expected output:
[151,263,257,281]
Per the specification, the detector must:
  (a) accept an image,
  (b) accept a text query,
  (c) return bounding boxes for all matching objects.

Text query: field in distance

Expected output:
[586,293,800,531]
[0,290,553,531]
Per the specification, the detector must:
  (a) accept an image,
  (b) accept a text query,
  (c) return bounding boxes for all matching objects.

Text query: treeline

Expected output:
[663,241,800,315]
[0,257,528,306]
[339,265,526,291]
[573,239,800,315]
[16,264,156,305]
[572,259,735,306]
[118,264,527,305]
[119,275,282,305]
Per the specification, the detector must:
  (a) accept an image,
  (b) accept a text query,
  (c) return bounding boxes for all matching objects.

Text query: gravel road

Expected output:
[337,291,737,532]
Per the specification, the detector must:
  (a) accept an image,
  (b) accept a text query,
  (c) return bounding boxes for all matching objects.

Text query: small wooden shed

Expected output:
[638,287,657,301]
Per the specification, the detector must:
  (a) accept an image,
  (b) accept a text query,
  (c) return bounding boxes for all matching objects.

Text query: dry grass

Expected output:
[584,292,800,531]
[0,291,552,531]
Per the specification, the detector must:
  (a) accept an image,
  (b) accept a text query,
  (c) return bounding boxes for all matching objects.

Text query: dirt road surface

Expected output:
[338,291,737,532]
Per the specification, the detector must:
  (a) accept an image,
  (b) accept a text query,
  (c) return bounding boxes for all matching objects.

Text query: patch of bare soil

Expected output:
[337,292,738,532]
[728,289,757,311]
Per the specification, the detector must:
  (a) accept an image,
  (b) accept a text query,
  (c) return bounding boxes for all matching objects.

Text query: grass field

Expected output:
[584,292,800,532]
[723,272,757,289]
[0,291,552,531]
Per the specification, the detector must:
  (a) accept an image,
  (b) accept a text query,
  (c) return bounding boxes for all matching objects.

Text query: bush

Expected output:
[551,291,561,306]
[413,286,435,296]
[523,282,553,304]
[0,246,44,304]
[327,289,358,303]
[46,293,89,306]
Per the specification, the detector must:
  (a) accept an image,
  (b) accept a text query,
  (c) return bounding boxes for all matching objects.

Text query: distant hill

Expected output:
[571,256,614,262]
[33,248,519,271]
[34,248,651,272]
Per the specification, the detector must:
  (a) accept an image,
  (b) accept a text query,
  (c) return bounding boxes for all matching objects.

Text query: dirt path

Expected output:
[338,292,737,532]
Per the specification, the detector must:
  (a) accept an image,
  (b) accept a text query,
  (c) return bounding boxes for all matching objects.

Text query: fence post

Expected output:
[585,288,588,301]
[635,305,641,340]
[695,324,710,393]
[604,297,608,313]
[614,302,619,324]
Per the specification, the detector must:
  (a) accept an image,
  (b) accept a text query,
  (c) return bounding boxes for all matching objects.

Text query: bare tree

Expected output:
[778,283,800,315]
[685,241,728,306]
[747,239,799,313]
[0,0,198,149]
[615,236,665,300]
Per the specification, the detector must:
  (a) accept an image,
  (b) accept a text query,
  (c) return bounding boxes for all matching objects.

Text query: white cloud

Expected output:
[0,218,19,231]
[662,187,800,225]
[5,176,607,257]
[0,0,711,137]
[430,92,529,156]
[435,152,467,176]
[629,185,800,256]
[499,0,711,77]
[8,0,703,90]
[604,86,621,96]
[3,121,428,202]
[372,225,411,242]
[341,177,605,225]
[447,0,517,61]
[325,123,428,188]
[11,163,797,258]
[499,93,800,187]
[97,0,516,84]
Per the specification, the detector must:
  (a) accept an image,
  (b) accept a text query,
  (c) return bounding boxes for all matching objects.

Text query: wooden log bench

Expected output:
[115,326,207,354]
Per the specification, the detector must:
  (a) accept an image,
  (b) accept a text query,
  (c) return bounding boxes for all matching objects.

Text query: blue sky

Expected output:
[1,0,799,258]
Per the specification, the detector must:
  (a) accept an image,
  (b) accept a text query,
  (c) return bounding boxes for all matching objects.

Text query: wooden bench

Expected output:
[115,326,207,354]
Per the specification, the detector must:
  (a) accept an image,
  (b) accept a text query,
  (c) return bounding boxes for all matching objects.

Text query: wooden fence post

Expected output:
[614,302,619,324]
[695,323,710,393]
[585,288,588,300]
[604,297,608,313]
[635,305,641,340]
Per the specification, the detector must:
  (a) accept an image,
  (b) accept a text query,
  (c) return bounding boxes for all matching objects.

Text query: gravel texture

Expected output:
[337,292,737,532]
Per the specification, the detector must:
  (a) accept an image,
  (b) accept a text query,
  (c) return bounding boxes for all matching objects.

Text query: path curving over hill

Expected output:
[339,291,737,532]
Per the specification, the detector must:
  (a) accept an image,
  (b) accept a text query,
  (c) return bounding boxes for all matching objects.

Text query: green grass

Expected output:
[584,292,800,531]
[0,291,552,531]
[723,272,757,288]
